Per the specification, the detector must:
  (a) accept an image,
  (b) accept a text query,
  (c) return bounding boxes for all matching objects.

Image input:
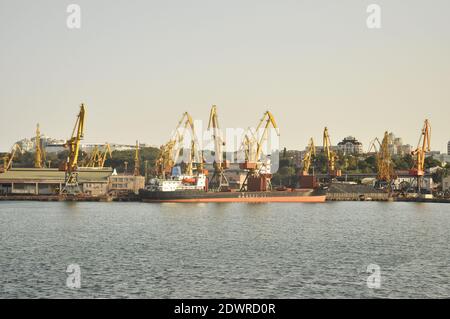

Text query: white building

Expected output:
[337,136,363,155]
[443,176,450,192]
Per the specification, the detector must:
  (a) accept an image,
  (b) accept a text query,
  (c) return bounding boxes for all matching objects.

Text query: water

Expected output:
[0,201,449,298]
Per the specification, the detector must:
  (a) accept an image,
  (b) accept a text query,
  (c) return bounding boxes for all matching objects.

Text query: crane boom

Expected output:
[155,111,203,178]
[2,144,22,172]
[367,137,381,154]
[323,127,341,178]
[377,131,395,183]
[240,110,279,192]
[34,123,44,168]
[301,137,316,176]
[207,105,229,191]
[410,119,431,177]
[255,111,279,162]
[61,103,86,194]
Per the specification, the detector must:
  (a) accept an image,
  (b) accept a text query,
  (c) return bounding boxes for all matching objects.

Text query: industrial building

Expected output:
[0,168,144,196]
[108,174,145,195]
[0,168,113,196]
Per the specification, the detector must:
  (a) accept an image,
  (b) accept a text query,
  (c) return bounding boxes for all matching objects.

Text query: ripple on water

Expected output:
[0,201,449,298]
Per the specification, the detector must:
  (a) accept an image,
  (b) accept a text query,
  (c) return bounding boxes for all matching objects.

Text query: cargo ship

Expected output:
[139,173,326,203]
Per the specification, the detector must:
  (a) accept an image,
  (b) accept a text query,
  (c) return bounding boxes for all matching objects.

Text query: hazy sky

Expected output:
[1,0,449,152]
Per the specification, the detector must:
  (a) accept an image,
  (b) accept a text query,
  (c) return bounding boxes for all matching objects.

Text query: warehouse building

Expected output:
[0,168,113,196]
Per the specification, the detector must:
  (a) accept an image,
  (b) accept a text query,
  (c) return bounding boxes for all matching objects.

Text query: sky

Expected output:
[1,0,449,153]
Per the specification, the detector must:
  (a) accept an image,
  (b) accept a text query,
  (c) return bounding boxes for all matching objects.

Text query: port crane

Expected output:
[238,127,257,164]
[376,131,395,186]
[409,119,431,191]
[155,140,177,178]
[240,111,279,191]
[323,127,341,178]
[207,105,229,191]
[2,143,22,172]
[155,112,203,178]
[34,123,46,168]
[134,141,141,176]
[61,104,86,194]
[173,112,203,176]
[85,143,112,168]
[301,138,316,176]
[367,137,381,154]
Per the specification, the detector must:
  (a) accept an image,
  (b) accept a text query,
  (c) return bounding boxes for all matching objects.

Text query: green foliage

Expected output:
[424,157,442,169]
[393,154,414,170]
[104,147,160,174]
[313,152,328,174]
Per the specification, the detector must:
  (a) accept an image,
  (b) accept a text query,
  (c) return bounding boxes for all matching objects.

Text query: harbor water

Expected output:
[0,201,449,298]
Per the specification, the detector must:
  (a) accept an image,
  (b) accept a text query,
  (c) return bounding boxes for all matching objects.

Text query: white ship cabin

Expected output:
[147,166,207,192]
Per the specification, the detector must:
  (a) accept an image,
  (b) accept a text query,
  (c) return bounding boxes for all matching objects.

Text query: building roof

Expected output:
[0,168,113,183]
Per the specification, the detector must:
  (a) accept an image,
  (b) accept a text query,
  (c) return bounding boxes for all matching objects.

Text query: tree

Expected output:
[393,154,414,170]
[424,157,442,169]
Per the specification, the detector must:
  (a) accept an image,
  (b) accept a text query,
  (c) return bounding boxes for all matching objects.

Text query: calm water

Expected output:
[0,201,449,298]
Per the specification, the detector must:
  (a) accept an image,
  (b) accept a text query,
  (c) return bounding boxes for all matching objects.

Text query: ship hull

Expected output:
[139,189,326,203]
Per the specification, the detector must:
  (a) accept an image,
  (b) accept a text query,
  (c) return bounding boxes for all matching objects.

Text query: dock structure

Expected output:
[326,183,390,201]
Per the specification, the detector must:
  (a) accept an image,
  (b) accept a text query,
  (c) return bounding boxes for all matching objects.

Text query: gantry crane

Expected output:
[2,143,22,172]
[409,119,431,192]
[240,111,279,191]
[301,138,316,176]
[207,105,229,191]
[237,127,257,164]
[155,112,203,178]
[323,127,341,178]
[376,131,395,186]
[61,104,86,194]
[85,144,112,168]
[84,146,99,167]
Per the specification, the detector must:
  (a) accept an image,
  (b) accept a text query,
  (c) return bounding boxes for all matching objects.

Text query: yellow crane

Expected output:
[301,137,316,176]
[134,141,141,176]
[155,112,203,178]
[2,143,22,172]
[240,111,279,191]
[207,105,229,191]
[377,131,395,184]
[85,145,100,167]
[323,127,341,178]
[410,119,431,177]
[85,144,112,168]
[99,144,112,168]
[409,119,431,192]
[238,127,257,164]
[61,104,86,194]
[155,140,177,178]
[34,123,46,168]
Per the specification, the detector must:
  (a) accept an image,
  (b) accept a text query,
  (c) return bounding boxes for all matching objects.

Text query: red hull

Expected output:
[143,195,326,203]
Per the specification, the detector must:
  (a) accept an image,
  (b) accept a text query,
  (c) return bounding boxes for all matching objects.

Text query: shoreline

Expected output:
[1,194,449,204]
